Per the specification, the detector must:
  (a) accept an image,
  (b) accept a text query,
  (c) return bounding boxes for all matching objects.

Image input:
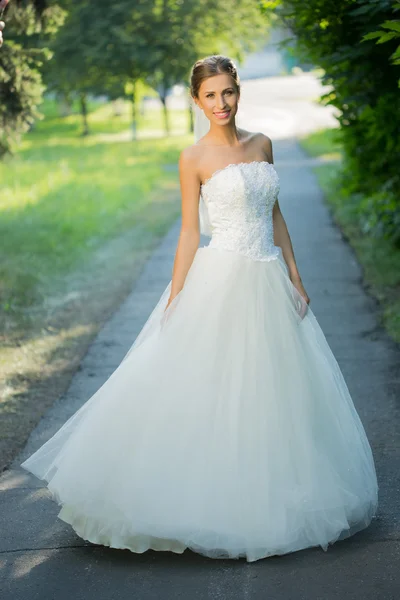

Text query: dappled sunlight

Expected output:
[1,322,95,380]
[0,468,42,492]
[0,135,187,329]
[0,322,95,471]
[316,152,341,162]
[87,101,130,123]
[0,164,71,211]
[0,482,86,578]
[11,552,49,580]
[21,487,53,507]
[31,98,188,142]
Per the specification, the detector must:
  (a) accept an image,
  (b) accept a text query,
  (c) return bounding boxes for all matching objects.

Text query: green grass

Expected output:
[0,98,190,325]
[298,128,342,160]
[30,97,189,140]
[299,131,400,343]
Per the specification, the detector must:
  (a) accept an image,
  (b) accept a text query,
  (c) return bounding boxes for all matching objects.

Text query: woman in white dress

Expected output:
[21,55,378,563]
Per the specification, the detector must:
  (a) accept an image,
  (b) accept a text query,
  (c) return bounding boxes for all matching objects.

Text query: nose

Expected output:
[215,94,226,110]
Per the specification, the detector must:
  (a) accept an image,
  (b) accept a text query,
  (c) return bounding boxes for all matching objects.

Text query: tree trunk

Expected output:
[131,98,137,140]
[79,93,89,136]
[131,83,137,140]
[160,0,170,137]
[188,102,194,134]
[60,93,73,117]
[160,95,170,136]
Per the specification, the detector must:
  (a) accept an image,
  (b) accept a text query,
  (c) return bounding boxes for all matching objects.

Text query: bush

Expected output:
[264,0,400,243]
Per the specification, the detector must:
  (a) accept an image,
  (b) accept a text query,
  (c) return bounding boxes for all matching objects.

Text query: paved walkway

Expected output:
[1,139,399,600]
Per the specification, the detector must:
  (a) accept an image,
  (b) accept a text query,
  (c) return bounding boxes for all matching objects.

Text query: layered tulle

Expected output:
[21,247,378,562]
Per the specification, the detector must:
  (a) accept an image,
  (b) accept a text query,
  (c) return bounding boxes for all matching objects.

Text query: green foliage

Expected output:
[0,0,66,156]
[299,129,400,342]
[0,42,44,154]
[362,3,400,84]
[264,0,400,243]
[45,0,264,136]
[45,0,156,93]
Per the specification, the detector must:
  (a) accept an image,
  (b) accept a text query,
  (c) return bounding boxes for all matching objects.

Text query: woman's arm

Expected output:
[261,134,310,305]
[272,200,299,278]
[273,199,310,305]
[165,147,201,310]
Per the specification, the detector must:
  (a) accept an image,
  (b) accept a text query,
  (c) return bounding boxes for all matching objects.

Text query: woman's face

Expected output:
[196,73,239,126]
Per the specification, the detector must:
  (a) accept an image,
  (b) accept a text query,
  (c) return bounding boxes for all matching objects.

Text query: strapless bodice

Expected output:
[200,161,280,261]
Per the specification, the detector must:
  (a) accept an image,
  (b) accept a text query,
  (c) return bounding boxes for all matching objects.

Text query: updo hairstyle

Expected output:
[190,55,240,99]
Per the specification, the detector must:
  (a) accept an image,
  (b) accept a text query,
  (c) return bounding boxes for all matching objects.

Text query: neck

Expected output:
[207,120,241,147]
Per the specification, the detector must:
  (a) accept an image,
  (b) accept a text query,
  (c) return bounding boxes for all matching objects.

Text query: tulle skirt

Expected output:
[21,246,378,563]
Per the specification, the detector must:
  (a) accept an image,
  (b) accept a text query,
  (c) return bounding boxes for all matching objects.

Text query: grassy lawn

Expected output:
[299,129,400,344]
[31,96,189,140]
[1,99,189,327]
[0,97,190,471]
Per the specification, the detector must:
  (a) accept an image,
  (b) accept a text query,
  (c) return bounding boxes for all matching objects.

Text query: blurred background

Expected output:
[0,0,399,472]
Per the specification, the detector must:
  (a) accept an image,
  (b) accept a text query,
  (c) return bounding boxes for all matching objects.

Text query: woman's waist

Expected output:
[206,234,280,262]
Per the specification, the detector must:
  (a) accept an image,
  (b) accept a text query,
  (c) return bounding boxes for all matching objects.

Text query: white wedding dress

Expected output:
[21,160,378,563]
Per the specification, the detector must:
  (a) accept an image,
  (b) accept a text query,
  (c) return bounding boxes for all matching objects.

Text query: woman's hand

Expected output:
[290,274,310,305]
[161,293,181,329]
[164,296,173,312]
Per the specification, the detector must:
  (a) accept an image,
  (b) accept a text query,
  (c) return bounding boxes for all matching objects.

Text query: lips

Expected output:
[214,110,231,119]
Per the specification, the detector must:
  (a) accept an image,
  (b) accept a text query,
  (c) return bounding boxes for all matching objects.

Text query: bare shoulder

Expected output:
[238,129,274,163]
[179,143,205,169]
[180,144,197,166]
[255,132,273,162]
[178,144,204,189]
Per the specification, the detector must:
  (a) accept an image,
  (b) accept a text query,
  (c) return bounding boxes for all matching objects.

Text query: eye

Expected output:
[206,93,214,98]
[225,90,233,95]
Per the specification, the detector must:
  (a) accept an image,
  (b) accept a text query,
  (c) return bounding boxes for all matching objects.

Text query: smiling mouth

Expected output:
[214,110,231,119]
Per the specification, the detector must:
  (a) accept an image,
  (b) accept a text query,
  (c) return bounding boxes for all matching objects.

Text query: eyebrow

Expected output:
[203,87,235,94]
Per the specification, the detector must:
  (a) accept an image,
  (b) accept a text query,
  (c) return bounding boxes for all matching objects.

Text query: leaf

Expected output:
[362,31,384,41]
[376,32,398,44]
[349,5,377,17]
[381,20,400,33]
[391,46,400,60]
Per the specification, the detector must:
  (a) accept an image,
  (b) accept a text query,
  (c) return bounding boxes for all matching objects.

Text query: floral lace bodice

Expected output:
[200,161,281,262]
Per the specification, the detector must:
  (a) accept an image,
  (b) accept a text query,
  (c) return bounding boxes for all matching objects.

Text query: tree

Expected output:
[262,0,400,242]
[42,0,104,135]
[362,2,400,86]
[43,0,158,138]
[0,0,66,156]
[45,0,265,139]
[147,0,265,135]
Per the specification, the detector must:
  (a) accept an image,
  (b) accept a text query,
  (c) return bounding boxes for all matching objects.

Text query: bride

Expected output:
[21,55,378,563]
